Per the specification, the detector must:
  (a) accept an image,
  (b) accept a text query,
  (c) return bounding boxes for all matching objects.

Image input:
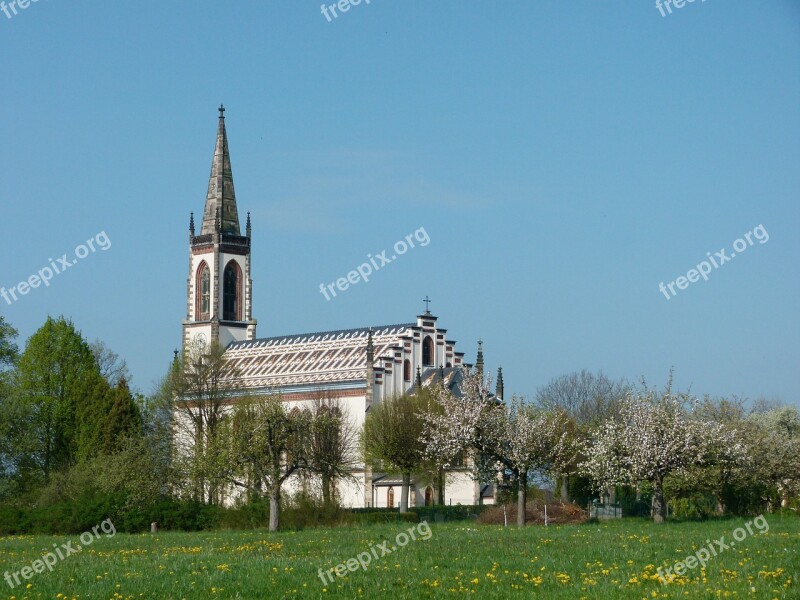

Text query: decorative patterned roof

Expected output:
[224,324,414,390]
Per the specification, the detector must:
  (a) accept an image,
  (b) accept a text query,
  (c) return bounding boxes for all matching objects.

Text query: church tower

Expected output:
[183,106,257,352]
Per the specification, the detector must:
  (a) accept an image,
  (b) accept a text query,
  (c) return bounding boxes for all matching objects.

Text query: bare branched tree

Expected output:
[90,340,131,387]
[228,393,310,531]
[169,341,242,505]
[535,370,629,500]
[307,392,359,507]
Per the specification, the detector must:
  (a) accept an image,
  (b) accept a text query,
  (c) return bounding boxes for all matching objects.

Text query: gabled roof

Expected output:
[406,366,500,403]
[407,366,464,396]
[224,324,414,390]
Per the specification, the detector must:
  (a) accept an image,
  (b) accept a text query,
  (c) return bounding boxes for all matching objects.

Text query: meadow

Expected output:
[1,516,798,599]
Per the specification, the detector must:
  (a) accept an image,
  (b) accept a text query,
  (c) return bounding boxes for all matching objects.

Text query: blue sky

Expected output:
[1,1,798,403]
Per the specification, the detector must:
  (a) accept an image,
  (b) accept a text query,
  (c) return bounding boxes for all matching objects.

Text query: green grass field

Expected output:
[1,516,798,599]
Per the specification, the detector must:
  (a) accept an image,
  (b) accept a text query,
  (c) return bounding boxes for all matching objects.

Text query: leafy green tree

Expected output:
[100,378,143,455]
[0,316,20,498]
[0,316,18,371]
[15,316,109,482]
[363,393,430,513]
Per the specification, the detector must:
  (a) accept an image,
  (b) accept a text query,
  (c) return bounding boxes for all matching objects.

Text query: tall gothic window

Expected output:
[223,261,241,321]
[387,486,395,508]
[403,359,411,382]
[196,262,210,320]
[422,336,434,366]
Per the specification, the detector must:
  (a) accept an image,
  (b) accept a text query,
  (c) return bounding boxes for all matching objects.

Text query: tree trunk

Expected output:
[714,491,724,515]
[560,474,569,502]
[269,488,281,532]
[437,469,445,505]
[517,470,527,527]
[651,477,665,524]
[321,472,331,507]
[400,472,411,513]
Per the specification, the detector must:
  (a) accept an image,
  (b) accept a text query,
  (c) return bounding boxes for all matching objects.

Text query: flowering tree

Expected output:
[580,390,745,523]
[423,369,572,526]
[483,397,572,526]
[423,370,495,469]
[746,406,800,509]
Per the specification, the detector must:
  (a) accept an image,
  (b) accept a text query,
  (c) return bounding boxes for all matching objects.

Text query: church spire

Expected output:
[366,328,374,364]
[496,367,504,401]
[201,105,241,236]
[476,339,484,378]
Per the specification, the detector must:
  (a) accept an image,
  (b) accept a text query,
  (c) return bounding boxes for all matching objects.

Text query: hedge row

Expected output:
[0,495,488,535]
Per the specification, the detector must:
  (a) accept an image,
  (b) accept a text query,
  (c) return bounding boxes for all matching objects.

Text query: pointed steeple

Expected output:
[365,328,375,409]
[496,367,504,401]
[366,328,374,364]
[201,105,241,236]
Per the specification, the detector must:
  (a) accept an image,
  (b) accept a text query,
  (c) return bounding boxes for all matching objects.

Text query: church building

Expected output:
[180,107,499,508]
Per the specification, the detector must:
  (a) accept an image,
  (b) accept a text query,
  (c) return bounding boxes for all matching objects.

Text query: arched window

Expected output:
[403,359,411,382]
[223,261,242,321]
[196,262,211,320]
[425,486,433,506]
[387,486,395,508]
[422,336,434,366]
[446,362,452,368]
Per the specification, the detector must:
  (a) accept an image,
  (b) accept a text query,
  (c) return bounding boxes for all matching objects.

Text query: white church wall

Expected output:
[446,471,481,505]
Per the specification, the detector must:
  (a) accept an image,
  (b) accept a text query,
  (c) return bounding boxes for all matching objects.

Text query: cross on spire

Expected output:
[218,104,225,118]
[423,295,432,313]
